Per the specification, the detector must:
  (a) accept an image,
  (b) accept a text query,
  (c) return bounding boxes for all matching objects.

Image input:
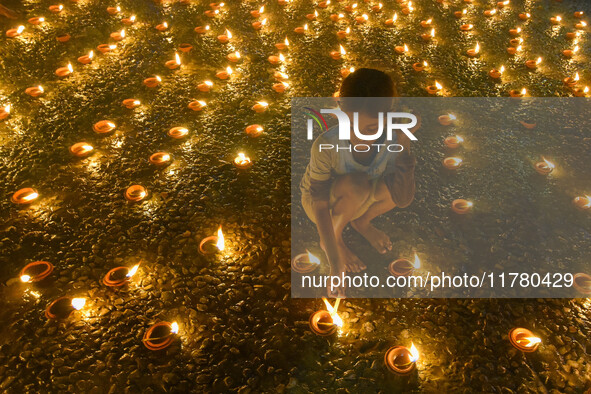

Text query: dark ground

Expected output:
[0,0,591,393]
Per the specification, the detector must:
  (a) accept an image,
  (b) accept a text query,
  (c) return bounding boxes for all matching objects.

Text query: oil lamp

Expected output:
[0,104,11,119]
[69,142,94,157]
[233,151,253,169]
[385,12,398,26]
[444,135,464,148]
[412,61,428,72]
[534,157,555,175]
[122,99,141,109]
[330,45,346,60]
[550,16,562,25]
[275,37,289,50]
[188,100,207,111]
[562,46,579,58]
[106,6,121,15]
[575,21,587,30]
[489,66,505,79]
[305,11,317,20]
[274,71,289,81]
[125,185,148,202]
[227,51,241,62]
[103,264,140,287]
[245,124,264,137]
[57,34,71,43]
[483,9,496,17]
[252,101,269,113]
[122,15,136,25]
[525,57,542,70]
[12,188,39,204]
[371,3,383,12]
[6,25,24,38]
[497,0,509,8]
[268,54,284,65]
[451,199,473,214]
[168,127,189,139]
[110,29,125,41]
[460,24,473,31]
[519,120,536,129]
[198,80,213,92]
[466,42,480,57]
[165,53,181,69]
[77,51,94,65]
[194,25,210,34]
[309,298,342,336]
[93,120,116,134]
[438,114,456,126]
[252,18,267,30]
[509,27,521,36]
[573,87,589,97]
[394,44,408,54]
[573,195,591,210]
[509,328,541,352]
[563,72,580,87]
[294,24,308,34]
[355,14,369,24]
[317,1,329,8]
[574,11,584,18]
[389,253,420,276]
[205,9,220,17]
[272,82,289,93]
[217,29,232,43]
[426,81,442,95]
[144,76,162,87]
[28,17,45,25]
[336,27,350,39]
[20,261,54,283]
[291,251,320,274]
[420,18,433,28]
[507,44,522,55]
[518,13,531,20]
[143,321,179,350]
[97,44,117,53]
[509,88,527,97]
[401,1,413,15]
[215,66,233,80]
[25,86,44,97]
[454,9,467,19]
[199,226,225,254]
[385,343,419,375]
[55,63,73,77]
[344,3,357,13]
[45,297,86,319]
[49,5,64,13]
[149,152,171,166]
[178,44,192,54]
[155,22,168,32]
[251,5,264,17]
[443,157,463,169]
[341,66,355,77]
[421,28,435,41]
[573,273,591,294]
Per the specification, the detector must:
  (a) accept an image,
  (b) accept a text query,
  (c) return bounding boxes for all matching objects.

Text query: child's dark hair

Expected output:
[338,68,397,115]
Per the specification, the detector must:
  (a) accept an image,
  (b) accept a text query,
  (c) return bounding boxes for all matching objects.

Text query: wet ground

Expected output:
[0,0,591,392]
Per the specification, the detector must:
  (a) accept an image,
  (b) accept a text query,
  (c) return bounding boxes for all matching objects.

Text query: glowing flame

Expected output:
[116,6,121,12]
[345,27,350,34]
[170,322,179,334]
[130,15,136,22]
[226,66,233,75]
[392,12,398,21]
[541,157,555,169]
[81,144,93,153]
[349,66,355,73]
[259,5,264,13]
[39,17,45,22]
[449,157,463,166]
[524,337,541,347]
[71,298,86,310]
[120,29,125,38]
[314,11,318,17]
[22,191,38,201]
[536,57,542,64]
[175,52,181,65]
[362,14,368,21]
[204,80,213,86]
[216,226,225,251]
[262,18,267,25]
[413,253,421,269]
[409,343,419,362]
[197,100,207,107]
[3,104,11,113]
[156,75,162,82]
[322,297,343,327]
[516,45,522,52]
[59,5,63,11]
[133,100,140,105]
[205,25,210,30]
[584,86,589,93]
[67,63,73,73]
[474,42,480,53]
[284,37,289,46]
[516,28,522,33]
[489,9,497,15]
[257,101,269,108]
[126,264,139,278]
[580,22,588,27]
[306,250,320,265]
[435,81,442,90]
[574,72,580,81]
[20,275,31,283]
[340,45,346,55]
[573,45,580,53]
[226,29,232,39]
[555,16,562,22]
[462,9,467,15]
[304,24,308,30]
[163,22,168,28]
[525,13,530,17]
[279,53,285,62]
[109,44,117,50]
[520,87,527,95]
[17,25,25,34]
[426,18,432,24]
[500,66,505,73]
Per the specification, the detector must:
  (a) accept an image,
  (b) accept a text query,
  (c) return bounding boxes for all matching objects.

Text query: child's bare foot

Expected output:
[351,220,392,254]
[337,240,366,272]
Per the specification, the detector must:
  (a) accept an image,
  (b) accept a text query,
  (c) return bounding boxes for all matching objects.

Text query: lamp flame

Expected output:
[20,275,31,283]
[524,336,541,347]
[226,66,233,75]
[413,253,421,269]
[226,29,232,39]
[574,72,580,81]
[216,226,225,251]
[126,264,139,278]
[67,63,73,73]
[322,297,343,327]
[175,52,181,65]
[71,298,86,310]
[536,57,542,64]
[435,81,442,90]
[409,343,419,362]
[340,45,346,55]
[306,250,320,265]
[17,25,25,34]
[171,322,179,334]
[542,157,555,169]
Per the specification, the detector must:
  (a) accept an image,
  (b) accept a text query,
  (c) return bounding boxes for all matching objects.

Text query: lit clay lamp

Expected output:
[454,9,467,19]
[272,82,289,93]
[233,152,252,169]
[106,6,121,15]
[215,66,233,80]
[573,87,589,97]
[110,29,125,41]
[168,127,189,139]
[77,50,94,65]
[155,22,168,32]
[420,18,433,28]
[252,18,267,30]
[45,297,86,319]
[179,43,193,53]
[497,1,509,8]
[25,86,44,97]
[330,45,346,60]
[57,33,71,43]
[305,11,317,20]
[97,44,117,54]
[143,322,179,351]
[389,253,420,277]
[509,328,541,352]
[275,37,289,50]
[566,31,581,40]
[11,188,39,205]
[268,54,285,65]
[372,3,383,13]
[509,27,521,36]
[294,24,308,34]
[466,42,480,57]
[483,9,497,17]
[245,124,264,137]
[227,51,241,62]
[413,61,428,72]
[204,9,220,17]
[330,14,343,22]
[438,114,456,126]
[199,226,225,254]
[93,120,116,134]
[122,99,141,109]
[573,273,591,294]
[217,29,232,43]
[489,66,505,79]
[336,27,350,39]
[144,76,162,88]
[355,14,369,24]
[103,264,140,287]
[194,25,210,34]
[574,11,584,18]
[6,25,24,38]
[20,261,54,283]
[317,1,329,9]
[525,57,542,70]
[341,66,355,77]
[49,4,64,13]
[198,80,213,92]
[421,28,435,41]
[165,53,181,69]
[28,17,45,25]
[451,199,473,214]
[149,152,171,166]
[395,44,408,55]
[519,120,536,129]
[518,13,531,20]
[274,71,289,81]
[443,157,463,170]
[562,46,579,58]
[188,100,207,111]
[534,157,555,175]
[125,185,148,202]
[385,13,398,26]
[550,16,561,25]
[309,298,342,336]
[401,2,413,15]
[460,24,473,31]
[55,63,73,77]
[69,142,94,157]
[385,343,419,375]
[509,37,522,47]
[575,21,587,30]
[509,88,527,97]
[444,135,464,149]
[507,44,522,55]
[292,250,320,274]
[252,101,269,113]
[250,6,264,17]
[122,15,136,25]
[344,4,357,13]
[426,81,443,95]
[573,195,591,210]
[0,104,10,120]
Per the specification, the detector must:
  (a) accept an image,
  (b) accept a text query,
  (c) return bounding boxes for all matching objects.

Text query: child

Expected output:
[299,68,418,297]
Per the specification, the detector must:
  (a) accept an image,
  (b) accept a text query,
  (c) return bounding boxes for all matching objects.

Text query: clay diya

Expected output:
[294,25,308,34]
[6,25,25,38]
[77,51,94,65]
[341,67,355,78]
[330,45,346,60]
[573,196,591,210]
[421,29,435,41]
[355,14,369,24]
[106,6,120,15]
[188,100,206,111]
[518,13,531,20]
[165,53,181,69]
[372,3,383,12]
[198,81,213,92]
[11,188,39,204]
[56,34,71,43]
[275,37,289,50]
[55,63,74,77]
[194,25,210,34]
[20,261,54,283]
[49,5,64,13]
[389,253,420,276]
[103,264,139,287]
[525,57,542,69]
[124,185,148,202]
[25,86,44,97]
[252,18,267,30]
[489,66,504,79]
[233,152,252,169]
[149,152,171,166]
[426,81,442,95]
[534,157,555,175]
[574,11,584,18]
[245,124,264,137]
[252,101,269,113]
[251,5,264,17]
[155,22,168,32]
[575,22,587,30]
[573,273,591,294]
[144,76,162,88]
[69,142,94,157]
[199,226,224,254]
[550,16,561,25]
[97,44,116,53]
[227,51,241,62]
[385,344,419,375]
[563,72,579,87]
[420,18,433,28]
[122,99,141,109]
[562,46,579,58]
[268,54,284,65]
[438,114,456,126]
[454,9,467,19]
[0,104,10,119]
[28,17,45,25]
[215,66,233,80]
[460,24,473,31]
[519,121,536,129]
[444,135,464,149]
[395,44,408,54]
[509,88,527,97]
[466,43,480,57]
[272,82,289,93]
[110,29,125,41]
[385,13,398,26]
[168,127,189,139]
[509,27,521,36]
[292,251,321,274]
[451,199,473,214]
[217,29,232,43]
[412,62,427,72]
[45,297,86,319]
[443,157,463,170]
[336,28,350,39]
[483,9,496,17]
[274,71,289,81]
[122,15,136,25]
[309,298,342,336]
[573,87,589,97]
[143,322,179,350]
[93,120,116,134]
[509,328,541,352]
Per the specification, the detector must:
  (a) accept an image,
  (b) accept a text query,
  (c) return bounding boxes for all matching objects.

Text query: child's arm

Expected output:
[383,152,416,208]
